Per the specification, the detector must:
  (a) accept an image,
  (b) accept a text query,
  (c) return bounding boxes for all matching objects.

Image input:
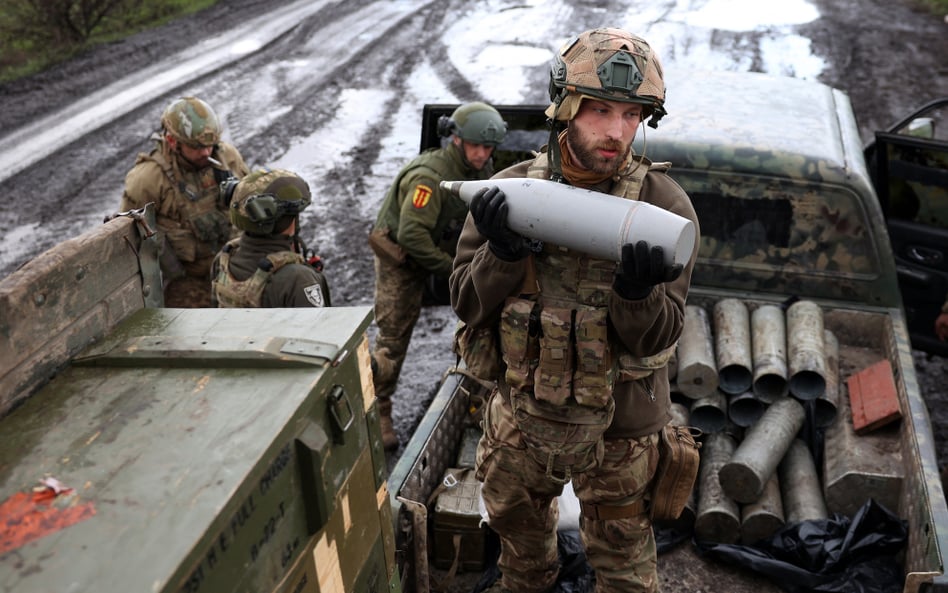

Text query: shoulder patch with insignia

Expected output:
[304,284,325,307]
[411,184,433,209]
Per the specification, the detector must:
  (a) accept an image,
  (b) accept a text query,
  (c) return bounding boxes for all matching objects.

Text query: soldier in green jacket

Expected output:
[211,168,330,308]
[369,101,507,450]
[120,96,250,307]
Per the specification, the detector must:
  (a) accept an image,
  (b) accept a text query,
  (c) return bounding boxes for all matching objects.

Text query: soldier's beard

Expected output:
[566,125,628,176]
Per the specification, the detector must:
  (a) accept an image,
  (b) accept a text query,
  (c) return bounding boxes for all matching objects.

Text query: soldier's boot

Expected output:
[376,395,399,451]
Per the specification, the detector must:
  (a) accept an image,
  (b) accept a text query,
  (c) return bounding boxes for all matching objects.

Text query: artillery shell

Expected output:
[719,397,806,503]
[713,298,753,395]
[813,330,839,428]
[695,432,741,543]
[728,390,767,428]
[690,390,728,434]
[677,305,719,399]
[751,304,789,403]
[740,473,785,545]
[779,439,828,523]
[787,300,827,400]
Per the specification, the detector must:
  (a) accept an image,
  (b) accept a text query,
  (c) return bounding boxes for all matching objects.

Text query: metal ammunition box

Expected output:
[432,468,486,572]
[0,306,400,593]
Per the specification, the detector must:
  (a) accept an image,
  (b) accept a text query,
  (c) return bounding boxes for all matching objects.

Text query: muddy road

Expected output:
[0,0,945,480]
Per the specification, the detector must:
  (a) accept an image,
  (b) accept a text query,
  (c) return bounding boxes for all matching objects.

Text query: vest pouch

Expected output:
[453,321,504,383]
[533,307,574,406]
[650,424,701,521]
[499,298,539,391]
[368,227,407,265]
[189,208,231,245]
[509,389,614,484]
[573,308,614,408]
[164,227,198,263]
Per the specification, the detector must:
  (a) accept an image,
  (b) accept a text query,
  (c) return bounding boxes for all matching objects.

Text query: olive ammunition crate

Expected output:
[0,306,399,593]
[432,468,487,572]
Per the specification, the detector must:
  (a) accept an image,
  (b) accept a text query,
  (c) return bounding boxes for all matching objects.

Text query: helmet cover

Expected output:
[161,96,222,146]
[229,168,311,234]
[547,28,667,127]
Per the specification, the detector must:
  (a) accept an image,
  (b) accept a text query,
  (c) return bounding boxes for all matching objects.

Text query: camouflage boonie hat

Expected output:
[547,28,667,127]
[229,168,311,234]
[161,96,222,147]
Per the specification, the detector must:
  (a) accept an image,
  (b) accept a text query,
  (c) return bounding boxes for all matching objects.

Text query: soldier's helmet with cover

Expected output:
[547,28,667,129]
[161,96,223,147]
[437,101,508,146]
[226,168,311,235]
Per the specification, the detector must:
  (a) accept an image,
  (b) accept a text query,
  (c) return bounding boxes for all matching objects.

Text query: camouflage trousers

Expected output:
[371,255,427,399]
[476,388,660,593]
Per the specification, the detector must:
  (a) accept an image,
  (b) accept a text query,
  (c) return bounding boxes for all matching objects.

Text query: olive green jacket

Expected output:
[374,142,492,277]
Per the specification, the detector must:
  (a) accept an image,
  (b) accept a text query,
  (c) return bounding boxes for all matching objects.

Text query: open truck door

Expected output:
[866,98,948,356]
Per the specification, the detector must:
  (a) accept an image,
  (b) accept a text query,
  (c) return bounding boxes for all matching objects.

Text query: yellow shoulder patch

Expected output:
[411,184,433,209]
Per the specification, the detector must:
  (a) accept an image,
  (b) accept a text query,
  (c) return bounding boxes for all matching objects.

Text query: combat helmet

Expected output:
[548,28,667,129]
[161,96,222,147]
[437,102,507,146]
[227,168,311,235]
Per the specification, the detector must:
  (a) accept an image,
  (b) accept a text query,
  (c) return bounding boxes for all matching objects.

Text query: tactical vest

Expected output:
[143,147,233,259]
[212,239,305,307]
[496,153,677,481]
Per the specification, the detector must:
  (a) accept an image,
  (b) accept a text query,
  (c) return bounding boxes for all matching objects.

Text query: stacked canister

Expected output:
[668,298,902,545]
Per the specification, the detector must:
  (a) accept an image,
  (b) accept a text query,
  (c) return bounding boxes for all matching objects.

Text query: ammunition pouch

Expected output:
[453,321,504,384]
[189,209,232,246]
[158,234,187,288]
[650,424,701,521]
[368,227,407,265]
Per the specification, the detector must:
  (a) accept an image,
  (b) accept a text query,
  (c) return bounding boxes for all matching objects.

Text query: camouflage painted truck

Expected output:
[388,71,948,593]
[0,205,400,593]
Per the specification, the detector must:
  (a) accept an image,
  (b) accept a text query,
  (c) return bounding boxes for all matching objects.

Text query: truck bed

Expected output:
[389,299,948,593]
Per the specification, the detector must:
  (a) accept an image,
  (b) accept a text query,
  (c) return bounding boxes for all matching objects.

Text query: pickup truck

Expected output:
[391,71,948,593]
[0,71,944,593]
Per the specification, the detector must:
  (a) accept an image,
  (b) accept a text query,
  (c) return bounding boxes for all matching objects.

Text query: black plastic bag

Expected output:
[694,499,907,593]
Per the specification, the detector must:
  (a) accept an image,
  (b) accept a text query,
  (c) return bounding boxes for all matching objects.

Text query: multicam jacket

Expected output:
[374,142,493,277]
[121,138,250,268]
[449,151,700,438]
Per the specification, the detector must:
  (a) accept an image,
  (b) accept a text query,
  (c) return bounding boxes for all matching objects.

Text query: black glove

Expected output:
[469,186,528,261]
[614,240,684,300]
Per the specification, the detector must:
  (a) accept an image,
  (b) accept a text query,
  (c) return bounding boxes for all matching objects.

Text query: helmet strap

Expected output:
[547,93,568,184]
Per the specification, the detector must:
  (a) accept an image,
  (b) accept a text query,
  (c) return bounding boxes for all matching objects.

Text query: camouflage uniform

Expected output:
[449,29,699,593]
[120,102,249,308]
[371,141,493,437]
[211,235,330,308]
